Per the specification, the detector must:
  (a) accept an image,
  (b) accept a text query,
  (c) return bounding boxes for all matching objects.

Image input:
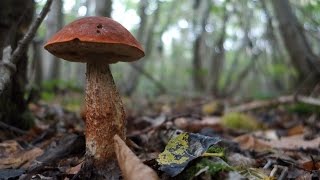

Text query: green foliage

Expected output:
[42,79,81,93]
[41,79,82,102]
[183,157,233,179]
[286,103,320,115]
[221,112,261,131]
[252,93,277,100]
[41,91,55,101]
[206,146,227,161]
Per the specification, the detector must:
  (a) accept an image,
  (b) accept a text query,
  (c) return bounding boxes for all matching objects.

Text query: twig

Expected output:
[263,159,274,169]
[227,96,293,112]
[128,113,200,137]
[227,95,320,112]
[278,166,288,180]
[296,96,320,106]
[0,0,53,94]
[0,121,27,134]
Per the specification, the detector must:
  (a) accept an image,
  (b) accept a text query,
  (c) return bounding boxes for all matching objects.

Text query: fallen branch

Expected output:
[227,95,320,112]
[0,0,53,94]
[0,121,27,135]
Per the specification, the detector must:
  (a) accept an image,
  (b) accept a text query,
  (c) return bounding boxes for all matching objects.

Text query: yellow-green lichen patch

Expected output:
[157,131,221,177]
[157,132,190,165]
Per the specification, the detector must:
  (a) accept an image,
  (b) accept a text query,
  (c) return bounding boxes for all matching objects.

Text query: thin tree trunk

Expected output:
[261,0,288,92]
[30,38,43,101]
[192,0,211,91]
[209,0,229,95]
[95,0,112,17]
[227,51,262,95]
[271,0,320,82]
[46,0,63,80]
[221,5,251,94]
[122,0,162,96]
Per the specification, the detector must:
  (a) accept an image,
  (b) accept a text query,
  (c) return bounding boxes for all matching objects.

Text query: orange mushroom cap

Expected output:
[44,16,145,63]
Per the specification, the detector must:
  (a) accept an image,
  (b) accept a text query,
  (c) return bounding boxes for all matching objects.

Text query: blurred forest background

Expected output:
[1,0,320,128]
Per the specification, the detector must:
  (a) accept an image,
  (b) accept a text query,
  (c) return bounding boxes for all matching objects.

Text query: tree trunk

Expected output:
[192,0,211,91]
[209,1,229,96]
[271,0,320,82]
[122,0,162,96]
[0,0,34,129]
[95,0,112,17]
[46,0,63,80]
[192,35,205,91]
[31,39,42,90]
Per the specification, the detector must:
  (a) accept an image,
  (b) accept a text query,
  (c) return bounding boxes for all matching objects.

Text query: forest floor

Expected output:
[0,92,319,179]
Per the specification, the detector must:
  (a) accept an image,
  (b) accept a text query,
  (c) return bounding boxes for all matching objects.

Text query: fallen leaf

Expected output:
[201,101,223,115]
[234,134,320,151]
[157,132,221,177]
[114,134,159,180]
[0,140,23,157]
[0,147,43,169]
[287,124,304,136]
[268,135,320,150]
[301,160,320,171]
[234,135,271,151]
[227,153,256,167]
[66,162,83,175]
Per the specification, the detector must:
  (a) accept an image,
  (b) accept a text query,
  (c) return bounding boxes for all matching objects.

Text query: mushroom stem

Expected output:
[85,62,126,166]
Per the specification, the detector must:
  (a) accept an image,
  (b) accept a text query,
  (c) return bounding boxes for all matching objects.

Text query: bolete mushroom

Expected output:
[44,16,144,178]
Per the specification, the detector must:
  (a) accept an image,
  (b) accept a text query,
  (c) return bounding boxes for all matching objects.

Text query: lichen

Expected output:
[157,132,190,165]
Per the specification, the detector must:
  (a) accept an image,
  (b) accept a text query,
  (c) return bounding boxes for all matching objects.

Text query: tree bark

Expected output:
[209,1,229,95]
[192,0,211,91]
[0,0,34,129]
[271,0,320,82]
[46,0,63,80]
[95,0,112,17]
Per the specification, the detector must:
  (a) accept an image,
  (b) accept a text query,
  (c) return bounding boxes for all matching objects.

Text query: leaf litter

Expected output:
[0,97,319,179]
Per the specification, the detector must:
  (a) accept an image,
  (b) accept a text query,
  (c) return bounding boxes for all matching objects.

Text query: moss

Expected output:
[221,112,261,131]
[206,146,226,161]
[182,158,233,179]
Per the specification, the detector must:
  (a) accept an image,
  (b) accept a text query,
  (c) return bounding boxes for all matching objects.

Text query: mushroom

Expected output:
[44,16,144,178]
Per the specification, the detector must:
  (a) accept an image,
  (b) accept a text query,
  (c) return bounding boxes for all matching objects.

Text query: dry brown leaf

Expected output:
[114,135,159,180]
[287,124,304,136]
[66,162,83,175]
[235,134,320,151]
[0,147,43,169]
[267,135,320,150]
[0,140,23,157]
[301,160,320,171]
[234,134,271,151]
